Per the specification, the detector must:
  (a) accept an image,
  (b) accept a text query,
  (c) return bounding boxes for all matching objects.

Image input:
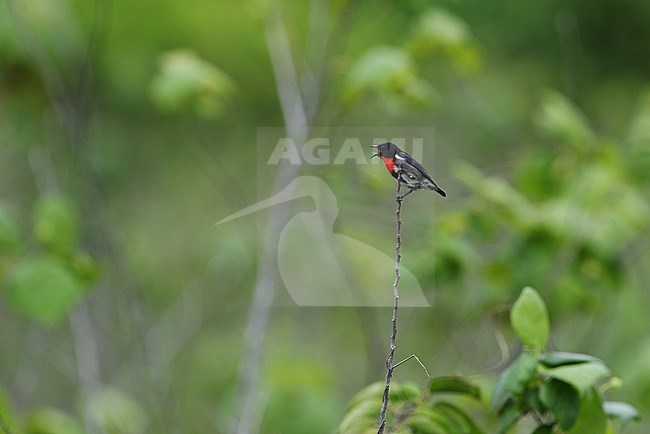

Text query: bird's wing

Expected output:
[399,151,436,184]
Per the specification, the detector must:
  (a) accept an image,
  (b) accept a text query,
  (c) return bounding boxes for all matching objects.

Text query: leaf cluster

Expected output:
[338,288,640,434]
[0,196,99,326]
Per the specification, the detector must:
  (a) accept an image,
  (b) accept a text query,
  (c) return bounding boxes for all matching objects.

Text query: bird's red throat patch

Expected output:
[381,157,396,173]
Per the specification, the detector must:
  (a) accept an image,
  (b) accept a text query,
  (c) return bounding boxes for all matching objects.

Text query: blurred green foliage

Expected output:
[339,288,639,433]
[150,49,236,118]
[7,256,84,326]
[0,0,648,433]
[338,378,483,434]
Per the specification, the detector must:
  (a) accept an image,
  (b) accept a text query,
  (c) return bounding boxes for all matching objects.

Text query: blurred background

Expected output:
[0,0,649,433]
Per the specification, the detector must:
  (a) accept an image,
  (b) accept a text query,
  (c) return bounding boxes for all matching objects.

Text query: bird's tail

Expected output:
[423,179,446,197]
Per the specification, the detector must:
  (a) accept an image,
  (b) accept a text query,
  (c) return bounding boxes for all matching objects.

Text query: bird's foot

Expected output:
[397,189,415,202]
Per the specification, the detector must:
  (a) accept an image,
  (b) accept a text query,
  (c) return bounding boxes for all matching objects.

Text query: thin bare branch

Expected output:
[392,354,431,378]
[377,181,402,434]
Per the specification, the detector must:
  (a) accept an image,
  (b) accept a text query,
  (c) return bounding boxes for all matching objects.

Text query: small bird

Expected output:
[371,142,446,200]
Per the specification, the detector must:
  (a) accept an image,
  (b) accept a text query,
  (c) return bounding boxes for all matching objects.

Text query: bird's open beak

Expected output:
[369,144,378,158]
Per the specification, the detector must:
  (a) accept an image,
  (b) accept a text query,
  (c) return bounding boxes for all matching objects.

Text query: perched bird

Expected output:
[370,142,446,200]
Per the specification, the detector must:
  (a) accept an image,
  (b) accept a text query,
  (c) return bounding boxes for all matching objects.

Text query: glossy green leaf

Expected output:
[428,376,481,400]
[434,401,485,434]
[539,361,611,394]
[539,379,580,430]
[496,398,519,434]
[33,196,79,255]
[390,381,422,402]
[405,414,445,433]
[345,382,383,411]
[337,408,375,434]
[525,386,546,414]
[510,287,549,351]
[566,387,606,434]
[7,257,84,326]
[338,385,381,434]
[491,350,538,411]
[603,401,640,427]
[531,426,553,434]
[539,351,603,368]
[408,406,454,434]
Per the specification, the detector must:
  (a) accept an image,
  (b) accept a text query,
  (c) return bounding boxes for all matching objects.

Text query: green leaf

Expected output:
[525,387,546,414]
[496,398,519,434]
[390,382,422,402]
[407,8,480,73]
[337,409,375,434]
[535,90,595,150]
[539,352,603,368]
[428,376,481,400]
[434,401,485,434]
[26,408,85,434]
[346,46,414,93]
[539,379,580,430]
[454,162,535,229]
[408,406,454,433]
[150,49,236,119]
[566,387,607,434]
[71,250,101,284]
[7,257,85,326]
[530,426,553,434]
[510,287,550,351]
[405,413,446,433]
[603,401,640,427]
[338,382,382,433]
[33,196,79,255]
[345,46,439,112]
[491,350,538,412]
[344,382,383,412]
[410,9,472,48]
[539,361,611,394]
[85,387,147,434]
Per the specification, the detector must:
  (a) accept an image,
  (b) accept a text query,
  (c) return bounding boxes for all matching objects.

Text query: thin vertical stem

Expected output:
[229,5,309,433]
[378,181,402,434]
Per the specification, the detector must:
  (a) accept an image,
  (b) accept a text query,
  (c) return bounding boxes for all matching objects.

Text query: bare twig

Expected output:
[392,354,431,378]
[378,181,403,434]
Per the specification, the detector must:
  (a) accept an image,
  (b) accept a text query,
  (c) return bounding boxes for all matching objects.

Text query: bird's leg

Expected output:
[398,188,415,201]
